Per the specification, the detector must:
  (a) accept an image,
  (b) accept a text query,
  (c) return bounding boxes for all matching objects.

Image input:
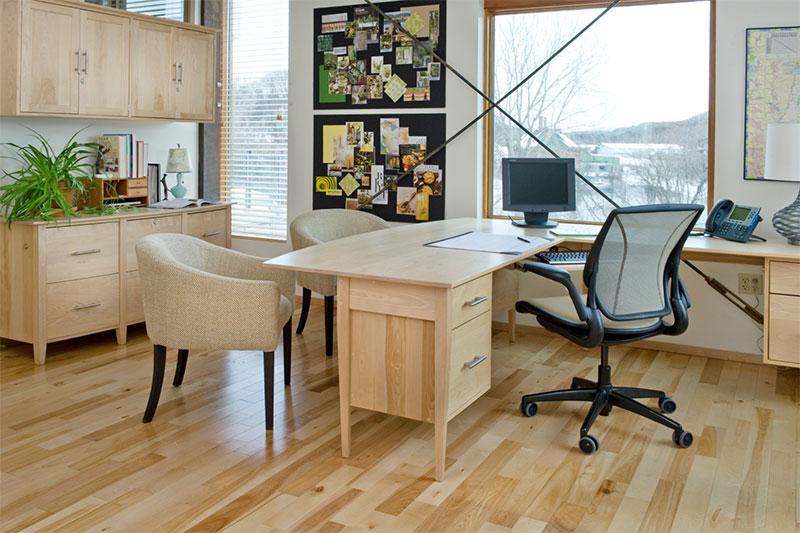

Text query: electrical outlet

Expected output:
[738,273,763,294]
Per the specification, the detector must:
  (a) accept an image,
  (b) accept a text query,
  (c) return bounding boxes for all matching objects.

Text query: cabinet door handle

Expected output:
[465,296,488,307]
[83,50,89,74]
[203,231,220,237]
[174,63,179,81]
[74,302,101,310]
[72,249,101,255]
[463,355,487,369]
[178,62,184,83]
[75,49,81,72]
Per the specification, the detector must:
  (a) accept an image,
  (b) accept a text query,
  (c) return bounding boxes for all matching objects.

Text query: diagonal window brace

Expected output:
[356,0,763,326]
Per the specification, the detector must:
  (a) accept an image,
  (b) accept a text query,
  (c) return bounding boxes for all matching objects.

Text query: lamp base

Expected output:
[169,172,187,199]
[772,184,800,246]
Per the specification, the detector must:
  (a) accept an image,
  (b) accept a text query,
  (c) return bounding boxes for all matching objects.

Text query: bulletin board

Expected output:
[313,113,446,222]
[313,0,446,109]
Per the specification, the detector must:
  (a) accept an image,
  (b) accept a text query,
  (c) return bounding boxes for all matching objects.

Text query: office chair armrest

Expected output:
[516,261,589,322]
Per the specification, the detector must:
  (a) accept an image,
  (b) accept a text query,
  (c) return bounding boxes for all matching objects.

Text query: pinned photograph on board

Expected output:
[363,131,375,149]
[381,64,392,82]
[385,154,401,172]
[412,41,432,69]
[370,165,388,205]
[379,118,400,154]
[400,144,425,171]
[371,55,383,74]
[340,173,360,196]
[395,46,412,65]
[348,59,367,85]
[346,198,358,210]
[354,31,368,51]
[327,164,343,177]
[383,74,407,102]
[321,12,347,33]
[357,190,373,208]
[317,34,333,52]
[415,193,429,221]
[398,127,410,145]
[323,53,337,70]
[315,176,338,192]
[417,71,430,88]
[346,122,364,144]
[354,146,374,167]
[404,11,426,36]
[351,85,367,104]
[429,62,441,81]
[413,166,442,195]
[344,21,357,39]
[354,6,378,28]
[396,187,417,216]
[379,32,393,53]
[337,56,350,69]
[366,75,383,99]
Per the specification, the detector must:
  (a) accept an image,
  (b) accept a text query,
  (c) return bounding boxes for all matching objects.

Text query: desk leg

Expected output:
[434,420,447,481]
[433,288,451,482]
[337,277,351,458]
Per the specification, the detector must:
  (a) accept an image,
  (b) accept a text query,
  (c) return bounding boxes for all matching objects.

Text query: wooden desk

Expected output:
[266,217,799,480]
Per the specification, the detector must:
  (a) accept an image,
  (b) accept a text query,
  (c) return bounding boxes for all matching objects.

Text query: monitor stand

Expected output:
[512,211,558,228]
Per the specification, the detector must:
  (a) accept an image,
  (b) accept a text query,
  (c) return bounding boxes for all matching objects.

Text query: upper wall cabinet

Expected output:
[0,0,216,122]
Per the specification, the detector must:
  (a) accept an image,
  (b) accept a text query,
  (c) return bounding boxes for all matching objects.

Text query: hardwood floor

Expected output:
[1,301,797,532]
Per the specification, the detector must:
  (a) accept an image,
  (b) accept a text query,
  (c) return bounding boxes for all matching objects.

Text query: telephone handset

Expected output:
[705,199,762,242]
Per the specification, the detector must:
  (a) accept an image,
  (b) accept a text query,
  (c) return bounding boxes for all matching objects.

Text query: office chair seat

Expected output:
[515,204,703,455]
[518,295,661,331]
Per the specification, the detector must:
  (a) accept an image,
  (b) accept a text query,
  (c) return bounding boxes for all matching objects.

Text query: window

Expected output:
[221,0,289,240]
[119,0,184,21]
[484,1,712,222]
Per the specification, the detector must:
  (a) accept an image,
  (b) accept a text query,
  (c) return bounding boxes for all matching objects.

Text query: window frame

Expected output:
[482,0,716,222]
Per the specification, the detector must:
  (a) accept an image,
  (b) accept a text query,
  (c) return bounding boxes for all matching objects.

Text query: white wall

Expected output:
[0,117,199,198]
[233,0,484,258]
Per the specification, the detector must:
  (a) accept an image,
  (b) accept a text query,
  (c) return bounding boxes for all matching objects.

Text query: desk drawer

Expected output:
[770,261,800,296]
[186,209,227,247]
[125,215,182,270]
[767,294,800,365]
[450,274,492,328]
[448,311,492,417]
[46,274,119,339]
[45,222,119,283]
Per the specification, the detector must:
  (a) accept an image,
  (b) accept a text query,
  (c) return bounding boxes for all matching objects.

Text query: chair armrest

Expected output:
[516,261,589,322]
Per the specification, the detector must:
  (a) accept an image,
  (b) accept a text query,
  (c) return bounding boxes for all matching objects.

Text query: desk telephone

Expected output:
[705,199,762,242]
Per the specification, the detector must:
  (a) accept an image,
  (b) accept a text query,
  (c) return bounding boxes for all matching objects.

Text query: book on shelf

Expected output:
[149,198,218,209]
[96,135,123,178]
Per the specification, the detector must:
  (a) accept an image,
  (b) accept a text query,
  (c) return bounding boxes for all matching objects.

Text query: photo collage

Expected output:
[314,114,446,223]
[314,1,446,109]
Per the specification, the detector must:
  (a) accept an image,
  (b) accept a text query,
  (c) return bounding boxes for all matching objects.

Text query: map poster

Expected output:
[743,26,800,180]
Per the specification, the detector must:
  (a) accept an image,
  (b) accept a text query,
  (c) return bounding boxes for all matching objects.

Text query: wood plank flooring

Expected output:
[1,301,798,532]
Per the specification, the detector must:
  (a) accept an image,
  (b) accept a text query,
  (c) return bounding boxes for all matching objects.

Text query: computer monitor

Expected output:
[502,157,576,228]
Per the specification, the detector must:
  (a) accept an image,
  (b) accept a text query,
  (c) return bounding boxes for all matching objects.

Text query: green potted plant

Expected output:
[0,127,100,225]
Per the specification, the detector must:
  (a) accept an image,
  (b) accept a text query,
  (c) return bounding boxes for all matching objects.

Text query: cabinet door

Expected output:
[79,10,129,116]
[130,20,174,118]
[174,28,215,121]
[20,0,79,114]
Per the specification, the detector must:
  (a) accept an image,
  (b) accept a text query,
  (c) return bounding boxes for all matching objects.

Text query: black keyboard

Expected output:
[535,251,589,265]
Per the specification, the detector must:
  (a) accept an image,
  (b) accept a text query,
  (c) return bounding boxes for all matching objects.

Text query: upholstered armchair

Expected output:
[289,209,390,355]
[135,233,295,430]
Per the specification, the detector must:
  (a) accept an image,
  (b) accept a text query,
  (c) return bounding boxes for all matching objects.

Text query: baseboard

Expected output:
[492,320,763,365]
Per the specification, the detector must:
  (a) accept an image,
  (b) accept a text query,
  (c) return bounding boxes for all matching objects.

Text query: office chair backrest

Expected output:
[584,204,703,321]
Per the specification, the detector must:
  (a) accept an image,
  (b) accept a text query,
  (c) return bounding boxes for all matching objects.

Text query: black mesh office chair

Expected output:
[515,204,703,455]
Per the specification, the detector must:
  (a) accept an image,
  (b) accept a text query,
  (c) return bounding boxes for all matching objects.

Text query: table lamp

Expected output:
[764,123,800,245]
[165,145,191,199]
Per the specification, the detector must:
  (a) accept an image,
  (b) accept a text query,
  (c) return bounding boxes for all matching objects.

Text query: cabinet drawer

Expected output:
[125,215,182,270]
[448,311,492,417]
[126,270,144,324]
[186,209,227,246]
[770,261,800,296]
[768,294,800,366]
[450,274,492,328]
[46,274,119,340]
[127,178,148,188]
[45,223,119,283]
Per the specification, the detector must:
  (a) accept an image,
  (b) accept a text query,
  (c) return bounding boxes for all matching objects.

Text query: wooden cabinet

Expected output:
[0,204,231,365]
[765,260,800,367]
[1,0,216,122]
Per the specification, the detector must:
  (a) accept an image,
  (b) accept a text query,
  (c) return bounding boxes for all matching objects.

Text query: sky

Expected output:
[496,1,711,131]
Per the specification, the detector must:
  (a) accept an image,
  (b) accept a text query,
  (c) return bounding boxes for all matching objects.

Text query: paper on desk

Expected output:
[425,232,551,255]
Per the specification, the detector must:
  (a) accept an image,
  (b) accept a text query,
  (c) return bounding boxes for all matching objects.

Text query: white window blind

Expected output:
[221,0,289,240]
[123,0,183,21]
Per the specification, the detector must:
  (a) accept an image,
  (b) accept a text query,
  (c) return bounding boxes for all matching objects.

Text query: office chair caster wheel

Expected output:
[658,397,676,414]
[579,435,599,455]
[520,401,538,417]
[672,429,693,448]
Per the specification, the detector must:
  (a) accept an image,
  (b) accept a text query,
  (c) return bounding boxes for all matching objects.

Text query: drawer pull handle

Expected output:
[72,249,101,256]
[203,231,221,237]
[74,303,101,310]
[465,296,488,307]
[463,355,488,369]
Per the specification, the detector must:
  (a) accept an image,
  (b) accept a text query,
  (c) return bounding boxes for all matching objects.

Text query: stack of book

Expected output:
[97,134,149,179]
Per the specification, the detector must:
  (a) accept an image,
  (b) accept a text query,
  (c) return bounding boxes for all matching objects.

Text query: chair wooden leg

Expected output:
[296,288,311,334]
[143,344,166,423]
[324,295,334,356]
[283,318,292,386]
[173,349,188,386]
[263,351,275,431]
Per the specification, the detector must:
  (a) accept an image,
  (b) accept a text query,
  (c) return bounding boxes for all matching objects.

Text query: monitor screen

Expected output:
[502,158,576,213]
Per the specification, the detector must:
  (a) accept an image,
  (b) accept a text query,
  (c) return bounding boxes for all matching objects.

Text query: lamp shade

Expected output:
[764,123,800,182]
[166,148,192,174]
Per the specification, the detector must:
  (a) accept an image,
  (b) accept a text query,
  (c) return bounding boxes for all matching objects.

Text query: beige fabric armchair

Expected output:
[135,233,295,430]
[289,209,390,355]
